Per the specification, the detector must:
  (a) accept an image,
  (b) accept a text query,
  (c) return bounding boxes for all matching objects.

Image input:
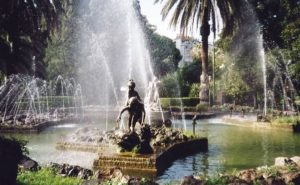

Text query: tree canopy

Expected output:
[0,0,64,78]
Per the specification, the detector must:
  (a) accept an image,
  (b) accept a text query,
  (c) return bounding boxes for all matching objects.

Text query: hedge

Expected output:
[160,97,199,109]
[15,96,82,109]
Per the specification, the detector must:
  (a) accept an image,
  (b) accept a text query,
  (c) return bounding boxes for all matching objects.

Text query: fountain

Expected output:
[54,0,208,172]
[0,75,83,132]
[76,0,170,125]
[258,34,268,116]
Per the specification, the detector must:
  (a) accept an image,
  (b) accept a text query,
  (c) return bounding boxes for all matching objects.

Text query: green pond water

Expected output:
[2,117,300,183]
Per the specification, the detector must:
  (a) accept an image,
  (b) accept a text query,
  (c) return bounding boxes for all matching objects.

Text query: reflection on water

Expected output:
[157,119,300,183]
[0,122,111,168]
[1,118,300,183]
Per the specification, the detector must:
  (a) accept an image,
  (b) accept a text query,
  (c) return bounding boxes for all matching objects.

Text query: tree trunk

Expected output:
[279,75,291,111]
[252,93,257,109]
[199,6,210,104]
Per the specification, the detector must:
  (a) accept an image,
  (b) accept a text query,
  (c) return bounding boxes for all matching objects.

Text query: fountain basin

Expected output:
[222,115,300,132]
[93,138,207,176]
[172,112,216,119]
[0,117,80,133]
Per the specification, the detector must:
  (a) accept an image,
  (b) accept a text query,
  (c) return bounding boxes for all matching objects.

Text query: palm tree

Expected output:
[155,0,244,103]
[0,0,64,78]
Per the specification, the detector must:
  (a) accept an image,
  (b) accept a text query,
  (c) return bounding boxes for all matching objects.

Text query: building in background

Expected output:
[174,35,200,68]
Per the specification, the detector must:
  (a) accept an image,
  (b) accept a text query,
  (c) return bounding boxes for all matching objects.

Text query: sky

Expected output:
[139,0,179,39]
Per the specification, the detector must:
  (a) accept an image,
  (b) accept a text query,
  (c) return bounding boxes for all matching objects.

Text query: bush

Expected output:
[0,137,24,185]
[166,106,197,112]
[160,97,200,109]
[272,116,300,125]
[196,103,209,112]
[159,73,182,97]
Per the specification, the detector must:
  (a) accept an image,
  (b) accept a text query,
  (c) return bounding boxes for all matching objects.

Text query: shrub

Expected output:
[196,103,209,112]
[0,137,24,185]
[160,97,199,109]
[272,116,300,125]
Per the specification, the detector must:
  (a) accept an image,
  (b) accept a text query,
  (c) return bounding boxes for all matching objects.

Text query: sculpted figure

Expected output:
[125,79,141,105]
[117,97,146,132]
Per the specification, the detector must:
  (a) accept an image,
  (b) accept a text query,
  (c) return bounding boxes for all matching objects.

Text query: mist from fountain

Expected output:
[76,0,164,124]
[221,1,268,114]
[267,48,297,112]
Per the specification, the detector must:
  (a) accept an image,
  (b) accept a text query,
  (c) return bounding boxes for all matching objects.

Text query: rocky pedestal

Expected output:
[57,124,208,177]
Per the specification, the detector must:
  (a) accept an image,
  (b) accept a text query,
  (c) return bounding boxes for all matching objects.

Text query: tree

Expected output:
[134,1,181,77]
[0,0,63,78]
[155,0,243,103]
[44,0,80,80]
[148,33,182,77]
[252,0,300,107]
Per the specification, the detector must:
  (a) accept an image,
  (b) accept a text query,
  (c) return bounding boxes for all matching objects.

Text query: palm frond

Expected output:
[156,0,242,36]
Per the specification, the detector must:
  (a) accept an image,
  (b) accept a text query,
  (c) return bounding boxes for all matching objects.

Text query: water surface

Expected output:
[2,117,300,183]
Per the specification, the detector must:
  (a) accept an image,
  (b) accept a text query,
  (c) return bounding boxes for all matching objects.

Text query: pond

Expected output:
[2,117,300,184]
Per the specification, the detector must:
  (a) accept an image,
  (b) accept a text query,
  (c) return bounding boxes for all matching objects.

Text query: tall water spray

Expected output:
[258,34,267,115]
[227,1,268,115]
[77,0,155,109]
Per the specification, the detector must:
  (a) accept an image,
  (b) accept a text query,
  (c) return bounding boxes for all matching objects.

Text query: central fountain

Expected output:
[76,0,170,126]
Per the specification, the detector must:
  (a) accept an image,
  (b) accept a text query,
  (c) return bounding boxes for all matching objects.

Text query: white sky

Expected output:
[139,0,179,39]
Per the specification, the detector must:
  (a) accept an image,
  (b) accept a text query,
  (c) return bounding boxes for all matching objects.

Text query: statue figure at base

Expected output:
[117,97,146,132]
[125,79,141,105]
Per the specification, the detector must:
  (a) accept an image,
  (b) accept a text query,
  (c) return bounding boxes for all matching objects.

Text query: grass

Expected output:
[257,165,279,177]
[271,116,300,126]
[17,168,82,185]
[194,173,229,185]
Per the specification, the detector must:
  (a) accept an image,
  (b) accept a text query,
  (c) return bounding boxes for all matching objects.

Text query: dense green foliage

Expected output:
[17,168,82,185]
[0,0,64,78]
[148,33,181,77]
[44,0,81,80]
[159,61,202,97]
[212,0,300,108]
[253,0,300,97]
